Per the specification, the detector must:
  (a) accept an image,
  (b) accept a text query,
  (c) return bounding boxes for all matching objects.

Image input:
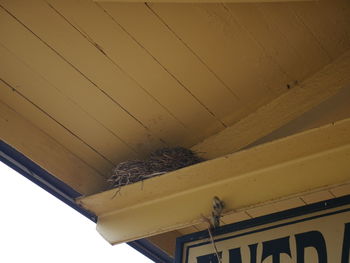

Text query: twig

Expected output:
[111,187,121,199]
[208,227,222,263]
[201,216,222,263]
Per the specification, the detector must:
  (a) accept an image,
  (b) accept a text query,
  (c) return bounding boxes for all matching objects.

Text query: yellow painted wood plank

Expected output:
[0,100,108,195]
[289,0,350,60]
[99,2,242,126]
[177,226,198,235]
[94,0,316,2]
[246,198,304,218]
[146,231,181,257]
[43,0,225,144]
[301,190,334,204]
[193,49,350,159]
[81,118,350,215]
[330,183,350,198]
[148,3,290,102]
[79,118,350,243]
[256,2,332,78]
[149,187,340,250]
[0,42,136,165]
[222,4,298,82]
[221,211,251,225]
[0,79,113,176]
[1,0,193,148]
[225,2,331,81]
[0,2,166,157]
[102,122,350,210]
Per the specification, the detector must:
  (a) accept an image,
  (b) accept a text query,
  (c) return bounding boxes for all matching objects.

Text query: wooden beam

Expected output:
[0,100,108,195]
[192,49,350,159]
[93,0,315,3]
[78,118,350,244]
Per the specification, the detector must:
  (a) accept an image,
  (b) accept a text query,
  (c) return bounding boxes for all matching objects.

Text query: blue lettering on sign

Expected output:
[261,236,291,263]
[197,223,350,263]
[229,247,242,263]
[197,252,222,263]
[295,231,327,263]
[248,244,258,263]
[341,223,350,263]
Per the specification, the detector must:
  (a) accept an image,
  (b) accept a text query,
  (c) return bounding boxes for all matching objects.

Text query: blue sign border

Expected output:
[175,194,350,263]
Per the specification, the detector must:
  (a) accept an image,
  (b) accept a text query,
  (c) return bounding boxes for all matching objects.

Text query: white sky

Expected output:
[0,161,154,263]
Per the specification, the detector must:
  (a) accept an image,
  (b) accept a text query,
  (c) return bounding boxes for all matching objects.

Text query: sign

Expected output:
[175,197,350,263]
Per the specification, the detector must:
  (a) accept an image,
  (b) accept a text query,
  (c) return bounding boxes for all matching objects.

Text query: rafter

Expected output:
[192,49,350,159]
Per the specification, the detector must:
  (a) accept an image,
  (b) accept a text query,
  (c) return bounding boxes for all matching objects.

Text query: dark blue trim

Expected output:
[175,195,350,263]
[0,140,174,263]
[0,140,97,222]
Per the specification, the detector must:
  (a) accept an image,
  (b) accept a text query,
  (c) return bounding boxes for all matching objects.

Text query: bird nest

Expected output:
[108,147,204,189]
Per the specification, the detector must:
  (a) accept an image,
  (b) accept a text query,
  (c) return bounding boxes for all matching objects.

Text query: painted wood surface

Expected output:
[1,0,349,181]
[79,118,350,244]
[193,49,350,159]
[0,0,349,255]
[94,0,316,3]
[0,100,108,195]
[0,79,113,176]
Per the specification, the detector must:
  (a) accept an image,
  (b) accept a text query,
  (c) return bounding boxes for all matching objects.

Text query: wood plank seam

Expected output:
[0,5,142,155]
[144,2,238,100]
[221,3,294,81]
[0,3,170,158]
[97,1,248,128]
[93,2,228,129]
[147,2,291,100]
[0,100,108,194]
[0,78,112,177]
[41,0,225,145]
[46,1,183,135]
[260,3,331,79]
[97,3,226,127]
[0,41,137,164]
[0,81,114,175]
[288,4,332,61]
[288,0,350,59]
[0,1,172,152]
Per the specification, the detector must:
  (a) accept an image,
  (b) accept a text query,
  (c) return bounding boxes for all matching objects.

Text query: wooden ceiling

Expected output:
[1,0,350,196]
[2,0,350,259]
